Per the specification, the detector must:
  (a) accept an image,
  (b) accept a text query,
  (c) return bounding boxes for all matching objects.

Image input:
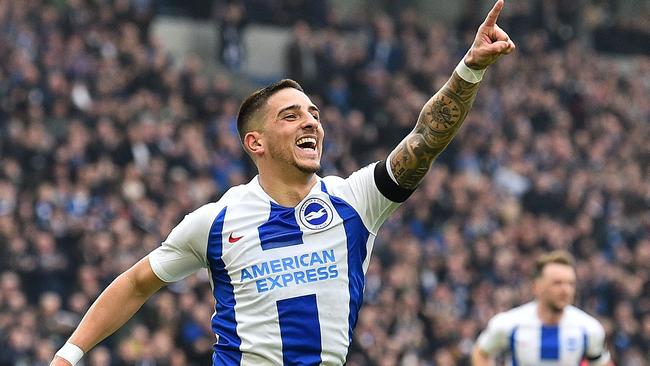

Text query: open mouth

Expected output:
[296,137,317,151]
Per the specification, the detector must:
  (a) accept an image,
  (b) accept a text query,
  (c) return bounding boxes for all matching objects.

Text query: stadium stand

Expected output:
[0,0,648,365]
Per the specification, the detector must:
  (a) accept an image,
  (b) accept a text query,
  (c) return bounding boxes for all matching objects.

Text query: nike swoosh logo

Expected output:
[228,233,244,243]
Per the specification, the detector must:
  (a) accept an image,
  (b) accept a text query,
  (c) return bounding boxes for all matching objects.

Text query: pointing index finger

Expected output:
[484,0,504,27]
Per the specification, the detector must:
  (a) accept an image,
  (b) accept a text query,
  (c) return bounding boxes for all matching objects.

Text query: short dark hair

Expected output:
[534,250,575,278]
[236,79,304,142]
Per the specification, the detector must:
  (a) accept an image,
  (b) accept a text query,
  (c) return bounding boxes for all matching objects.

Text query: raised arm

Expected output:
[51,257,167,366]
[389,0,515,189]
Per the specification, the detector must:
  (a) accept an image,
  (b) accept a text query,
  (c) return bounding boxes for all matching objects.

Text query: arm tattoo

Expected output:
[390,72,480,189]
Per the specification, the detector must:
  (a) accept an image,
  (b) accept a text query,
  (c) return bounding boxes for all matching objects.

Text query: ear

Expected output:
[244,131,264,157]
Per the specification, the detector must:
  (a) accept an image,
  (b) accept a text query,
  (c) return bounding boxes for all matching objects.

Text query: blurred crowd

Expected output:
[0,0,648,365]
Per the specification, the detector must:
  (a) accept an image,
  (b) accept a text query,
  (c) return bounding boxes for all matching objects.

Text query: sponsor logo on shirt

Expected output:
[299,198,333,230]
[240,249,339,293]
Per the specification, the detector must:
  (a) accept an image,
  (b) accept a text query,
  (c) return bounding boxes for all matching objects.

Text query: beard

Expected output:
[268,143,320,174]
[296,161,320,174]
[548,301,565,314]
[544,296,572,314]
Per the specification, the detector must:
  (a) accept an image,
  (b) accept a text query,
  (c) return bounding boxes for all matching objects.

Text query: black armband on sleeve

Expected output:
[586,353,602,361]
[374,160,415,203]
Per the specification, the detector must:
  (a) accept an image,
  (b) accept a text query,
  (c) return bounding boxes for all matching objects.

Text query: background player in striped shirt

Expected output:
[51,1,515,365]
[471,250,612,366]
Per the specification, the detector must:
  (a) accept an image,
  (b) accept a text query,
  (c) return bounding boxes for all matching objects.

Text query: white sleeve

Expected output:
[586,321,611,366]
[325,162,408,235]
[346,163,402,234]
[476,314,510,356]
[148,204,217,282]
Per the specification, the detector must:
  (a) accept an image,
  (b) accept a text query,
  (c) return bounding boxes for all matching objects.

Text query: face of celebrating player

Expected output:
[535,263,576,314]
[260,88,324,175]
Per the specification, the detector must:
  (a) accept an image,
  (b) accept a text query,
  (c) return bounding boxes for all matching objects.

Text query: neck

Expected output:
[258,168,317,207]
[536,302,564,325]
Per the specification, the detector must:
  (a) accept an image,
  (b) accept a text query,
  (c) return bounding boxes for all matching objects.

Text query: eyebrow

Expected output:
[277,104,320,117]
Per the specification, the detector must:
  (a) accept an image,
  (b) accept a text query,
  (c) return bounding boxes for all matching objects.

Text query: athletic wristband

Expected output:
[455,59,486,83]
[55,342,84,365]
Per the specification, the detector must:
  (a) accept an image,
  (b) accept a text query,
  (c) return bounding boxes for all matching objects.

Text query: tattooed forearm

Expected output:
[390,72,481,189]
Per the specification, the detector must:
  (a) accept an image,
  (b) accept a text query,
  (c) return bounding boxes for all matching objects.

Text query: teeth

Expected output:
[296,137,316,147]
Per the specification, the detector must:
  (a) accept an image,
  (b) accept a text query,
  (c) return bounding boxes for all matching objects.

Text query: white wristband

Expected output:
[55,342,84,365]
[455,59,486,83]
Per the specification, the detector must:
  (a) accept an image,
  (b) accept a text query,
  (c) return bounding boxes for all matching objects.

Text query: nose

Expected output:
[301,114,320,129]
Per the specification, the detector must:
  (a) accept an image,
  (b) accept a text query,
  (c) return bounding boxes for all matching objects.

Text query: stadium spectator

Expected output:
[0,0,645,365]
[217,1,247,72]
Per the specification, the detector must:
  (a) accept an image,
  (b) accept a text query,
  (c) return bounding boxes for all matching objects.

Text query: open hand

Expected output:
[464,0,515,70]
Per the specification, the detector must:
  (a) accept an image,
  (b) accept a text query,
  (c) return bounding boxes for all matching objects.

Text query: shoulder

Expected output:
[206,180,264,211]
[565,306,605,335]
[478,304,532,347]
[185,183,253,225]
[321,174,347,188]
[322,163,377,189]
[321,162,395,202]
[219,182,254,205]
[490,302,537,328]
[504,302,537,319]
[321,162,408,234]
[320,165,375,202]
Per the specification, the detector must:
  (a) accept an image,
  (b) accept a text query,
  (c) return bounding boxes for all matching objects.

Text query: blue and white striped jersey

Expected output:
[476,302,611,366]
[149,162,405,365]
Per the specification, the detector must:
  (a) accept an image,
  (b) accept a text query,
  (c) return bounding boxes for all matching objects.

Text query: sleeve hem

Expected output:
[586,351,611,366]
[148,255,175,283]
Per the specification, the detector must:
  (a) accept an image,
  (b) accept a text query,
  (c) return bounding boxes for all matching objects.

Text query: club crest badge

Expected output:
[300,198,333,230]
[566,337,578,352]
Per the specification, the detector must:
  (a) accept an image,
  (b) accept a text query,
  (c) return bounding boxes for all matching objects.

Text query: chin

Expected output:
[550,302,569,313]
[295,159,321,174]
[297,163,320,174]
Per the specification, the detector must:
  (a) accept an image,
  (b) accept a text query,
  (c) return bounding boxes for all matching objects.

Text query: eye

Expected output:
[284,114,297,120]
[311,114,319,121]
